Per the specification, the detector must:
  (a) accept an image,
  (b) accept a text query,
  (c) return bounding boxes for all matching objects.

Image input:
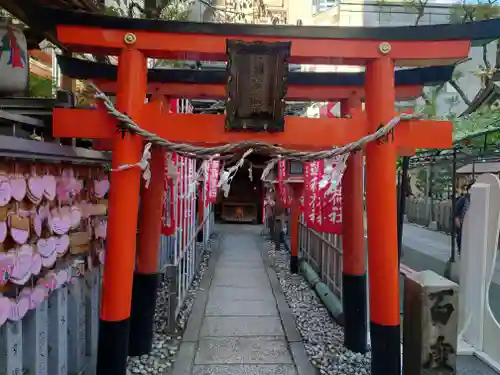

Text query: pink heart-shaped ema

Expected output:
[11,227,29,245]
[27,176,44,202]
[9,271,31,286]
[8,296,29,322]
[94,179,110,198]
[37,238,56,257]
[9,246,33,282]
[41,251,57,268]
[55,235,69,256]
[70,206,82,229]
[0,178,12,206]
[0,221,7,243]
[0,296,10,326]
[31,253,42,276]
[33,214,42,237]
[49,215,70,235]
[9,176,26,202]
[42,175,56,201]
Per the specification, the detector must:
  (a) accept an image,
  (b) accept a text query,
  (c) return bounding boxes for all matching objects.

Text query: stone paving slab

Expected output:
[212,270,269,282]
[205,299,278,316]
[208,286,275,302]
[192,364,298,375]
[174,227,316,375]
[200,316,284,337]
[217,256,263,264]
[194,337,294,365]
[211,274,271,288]
[214,268,268,276]
[217,261,264,269]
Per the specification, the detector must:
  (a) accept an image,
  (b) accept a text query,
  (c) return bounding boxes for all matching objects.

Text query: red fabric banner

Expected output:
[277,159,291,207]
[321,185,343,234]
[205,159,220,206]
[303,160,324,231]
[161,152,177,236]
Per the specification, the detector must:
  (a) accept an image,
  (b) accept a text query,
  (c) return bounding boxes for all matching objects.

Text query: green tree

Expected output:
[105,0,190,20]
[27,73,54,98]
[378,0,500,111]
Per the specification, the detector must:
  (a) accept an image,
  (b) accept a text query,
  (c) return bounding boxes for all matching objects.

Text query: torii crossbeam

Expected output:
[41,6,484,375]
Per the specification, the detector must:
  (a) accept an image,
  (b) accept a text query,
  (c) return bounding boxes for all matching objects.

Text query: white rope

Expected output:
[111,142,152,188]
[261,158,278,182]
[218,149,253,197]
[89,83,422,162]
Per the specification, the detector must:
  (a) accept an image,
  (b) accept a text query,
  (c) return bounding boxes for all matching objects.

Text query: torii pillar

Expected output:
[341,97,368,354]
[129,141,165,356]
[365,56,401,374]
[95,49,147,375]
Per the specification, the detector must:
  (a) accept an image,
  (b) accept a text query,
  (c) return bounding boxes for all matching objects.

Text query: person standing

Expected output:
[454,182,473,255]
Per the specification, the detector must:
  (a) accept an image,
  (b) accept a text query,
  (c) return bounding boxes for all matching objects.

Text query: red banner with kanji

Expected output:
[161,152,177,236]
[277,159,291,207]
[319,155,348,234]
[205,159,220,206]
[303,160,324,231]
[321,185,343,234]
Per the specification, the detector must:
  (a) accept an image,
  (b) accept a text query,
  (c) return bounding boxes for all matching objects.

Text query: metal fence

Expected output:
[158,203,215,330]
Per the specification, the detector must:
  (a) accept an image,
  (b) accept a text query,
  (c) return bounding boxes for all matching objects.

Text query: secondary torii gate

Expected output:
[42,6,482,375]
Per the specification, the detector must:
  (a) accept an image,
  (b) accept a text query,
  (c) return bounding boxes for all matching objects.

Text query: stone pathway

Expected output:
[172,226,313,375]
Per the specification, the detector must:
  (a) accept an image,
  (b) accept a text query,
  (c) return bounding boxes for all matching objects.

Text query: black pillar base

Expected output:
[370,322,401,375]
[97,318,130,375]
[197,228,204,243]
[290,255,299,274]
[129,273,159,357]
[342,273,368,353]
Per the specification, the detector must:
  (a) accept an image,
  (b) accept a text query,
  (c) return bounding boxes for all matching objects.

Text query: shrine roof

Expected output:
[38,7,498,46]
[57,55,454,88]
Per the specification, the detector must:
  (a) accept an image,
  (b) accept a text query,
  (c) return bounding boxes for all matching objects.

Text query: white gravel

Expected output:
[265,239,371,375]
[127,235,216,375]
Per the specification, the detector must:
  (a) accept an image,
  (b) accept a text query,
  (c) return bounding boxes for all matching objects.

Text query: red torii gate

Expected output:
[47,10,470,375]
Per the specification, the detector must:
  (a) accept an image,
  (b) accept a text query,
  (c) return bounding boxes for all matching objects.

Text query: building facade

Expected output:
[299,0,498,116]
[313,0,336,13]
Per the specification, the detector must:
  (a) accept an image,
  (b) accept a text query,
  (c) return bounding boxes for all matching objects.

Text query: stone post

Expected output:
[403,270,458,375]
[165,264,179,334]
